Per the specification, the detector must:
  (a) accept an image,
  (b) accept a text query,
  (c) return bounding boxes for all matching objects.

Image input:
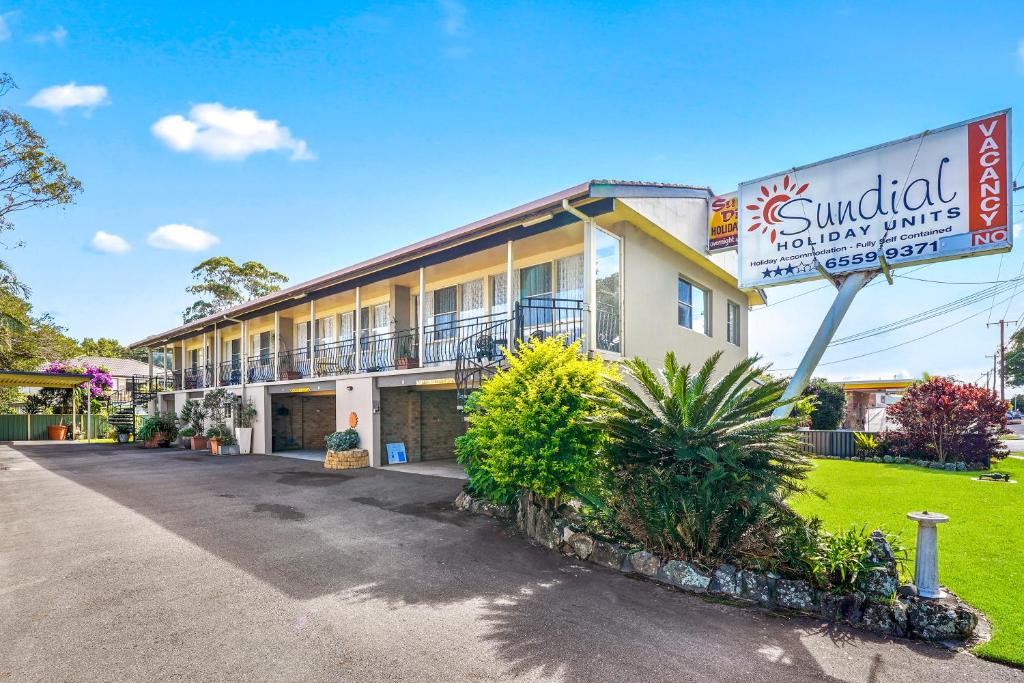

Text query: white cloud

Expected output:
[147,224,220,251]
[1018,39,1024,70]
[151,103,314,161]
[30,24,67,46]
[1014,222,1021,239]
[0,11,15,42]
[27,82,109,113]
[90,231,131,254]
[437,0,467,37]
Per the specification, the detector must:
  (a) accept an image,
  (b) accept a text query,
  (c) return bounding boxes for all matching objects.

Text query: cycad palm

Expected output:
[595,351,809,565]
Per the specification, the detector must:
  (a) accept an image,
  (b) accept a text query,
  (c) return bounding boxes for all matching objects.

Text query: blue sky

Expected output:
[3,1,1024,383]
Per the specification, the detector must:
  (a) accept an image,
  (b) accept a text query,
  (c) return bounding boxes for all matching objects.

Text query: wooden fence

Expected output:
[0,414,112,441]
[796,430,876,458]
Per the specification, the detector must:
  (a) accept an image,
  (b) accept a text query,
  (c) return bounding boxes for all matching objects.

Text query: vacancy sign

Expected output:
[708,192,738,252]
[737,110,1012,288]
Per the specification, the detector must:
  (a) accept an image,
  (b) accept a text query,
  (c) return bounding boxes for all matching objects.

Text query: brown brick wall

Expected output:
[380,388,421,462]
[271,394,337,451]
[378,388,465,462]
[419,390,465,461]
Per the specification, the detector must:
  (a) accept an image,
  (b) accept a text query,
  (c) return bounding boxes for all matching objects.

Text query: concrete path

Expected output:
[1,444,1019,682]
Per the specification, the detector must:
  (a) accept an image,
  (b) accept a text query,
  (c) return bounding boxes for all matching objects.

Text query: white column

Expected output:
[582,221,596,354]
[506,240,514,326]
[355,287,363,372]
[417,267,426,365]
[273,311,281,381]
[201,333,208,387]
[309,299,317,377]
[213,323,220,386]
[240,320,248,402]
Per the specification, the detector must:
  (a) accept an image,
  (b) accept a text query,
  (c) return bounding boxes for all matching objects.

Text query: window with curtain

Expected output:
[678,277,709,335]
[316,315,335,344]
[296,321,310,350]
[556,254,584,302]
[520,262,553,326]
[490,273,507,315]
[459,279,484,320]
[224,338,241,366]
[433,286,457,339]
[340,311,355,340]
[595,230,621,352]
[250,332,272,359]
[372,303,390,334]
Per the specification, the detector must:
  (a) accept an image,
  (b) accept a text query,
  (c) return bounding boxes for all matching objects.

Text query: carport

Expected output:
[270,389,336,461]
[378,384,466,465]
[0,370,95,440]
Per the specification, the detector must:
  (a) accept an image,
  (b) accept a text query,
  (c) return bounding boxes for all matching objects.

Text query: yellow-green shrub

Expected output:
[457,337,614,501]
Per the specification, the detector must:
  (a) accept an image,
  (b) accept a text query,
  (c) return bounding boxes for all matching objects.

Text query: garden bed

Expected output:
[794,457,1024,666]
[815,453,983,471]
[455,490,982,646]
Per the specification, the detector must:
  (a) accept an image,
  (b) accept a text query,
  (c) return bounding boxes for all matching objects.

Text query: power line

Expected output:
[752,264,929,311]
[773,288,1023,371]
[829,276,1024,347]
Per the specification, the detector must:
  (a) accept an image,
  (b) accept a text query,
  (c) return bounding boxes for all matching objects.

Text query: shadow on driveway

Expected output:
[5,443,1007,683]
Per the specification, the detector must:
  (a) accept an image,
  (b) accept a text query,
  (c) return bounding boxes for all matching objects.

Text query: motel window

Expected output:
[433,286,458,339]
[316,315,335,344]
[296,321,310,352]
[224,338,241,367]
[727,301,741,346]
[490,273,508,315]
[678,277,709,336]
[340,311,355,340]
[372,303,390,335]
[249,332,273,360]
[459,279,484,321]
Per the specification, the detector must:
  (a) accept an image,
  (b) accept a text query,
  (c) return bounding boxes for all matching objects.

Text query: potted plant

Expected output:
[114,423,133,444]
[180,399,208,450]
[137,411,177,448]
[232,396,258,455]
[396,338,419,370]
[206,424,224,454]
[219,430,240,455]
[179,426,195,448]
[323,428,368,469]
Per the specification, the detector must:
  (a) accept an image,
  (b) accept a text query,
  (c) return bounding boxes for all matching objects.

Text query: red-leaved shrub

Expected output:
[885,377,1007,466]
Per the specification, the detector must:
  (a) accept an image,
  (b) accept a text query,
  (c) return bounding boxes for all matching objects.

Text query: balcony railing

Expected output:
[515,298,584,345]
[160,300,587,388]
[247,355,275,383]
[218,359,243,386]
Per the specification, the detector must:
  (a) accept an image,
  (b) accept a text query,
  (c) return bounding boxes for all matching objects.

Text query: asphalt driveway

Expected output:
[1,443,1019,682]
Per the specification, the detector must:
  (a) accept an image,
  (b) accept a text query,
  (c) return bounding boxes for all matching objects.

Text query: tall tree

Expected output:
[183,256,288,322]
[0,74,82,243]
[79,337,146,362]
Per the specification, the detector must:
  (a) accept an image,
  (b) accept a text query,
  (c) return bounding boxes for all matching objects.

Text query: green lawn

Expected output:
[791,456,1024,666]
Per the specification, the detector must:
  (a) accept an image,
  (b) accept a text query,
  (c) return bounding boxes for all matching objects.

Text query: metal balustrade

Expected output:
[217,360,243,386]
[246,356,275,383]
[183,365,213,389]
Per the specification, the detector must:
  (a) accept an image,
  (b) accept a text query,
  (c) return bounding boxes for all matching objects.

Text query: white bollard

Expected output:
[906,511,949,599]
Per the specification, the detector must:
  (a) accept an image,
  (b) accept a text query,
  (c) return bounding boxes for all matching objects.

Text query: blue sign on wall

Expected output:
[386,442,407,464]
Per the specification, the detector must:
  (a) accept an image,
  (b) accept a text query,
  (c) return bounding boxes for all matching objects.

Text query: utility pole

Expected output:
[987,319,1019,403]
[986,354,998,394]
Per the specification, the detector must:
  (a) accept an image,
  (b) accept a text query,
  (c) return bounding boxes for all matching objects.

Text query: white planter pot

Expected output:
[235,427,253,454]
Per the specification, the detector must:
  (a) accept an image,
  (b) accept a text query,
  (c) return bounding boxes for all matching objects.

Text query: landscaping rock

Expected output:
[709,564,741,597]
[659,560,711,593]
[568,532,595,560]
[628,550,661,578]
[454,491,472,511]
[591,541,629,571]
[775,579,816,611]
[862,530,901,599]
[862,602,906,637]
[906,597,978,641]
[738,570,773,606]
[819,591,865,625]
[533,506,559,549]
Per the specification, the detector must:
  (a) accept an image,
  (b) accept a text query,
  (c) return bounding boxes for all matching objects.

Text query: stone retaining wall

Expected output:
[454,490,980,644]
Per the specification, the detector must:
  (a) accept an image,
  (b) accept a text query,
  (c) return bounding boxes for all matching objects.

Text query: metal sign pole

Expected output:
[772,269,876,419]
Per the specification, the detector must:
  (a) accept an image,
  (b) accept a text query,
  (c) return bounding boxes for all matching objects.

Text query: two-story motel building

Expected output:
[130,181,762,466]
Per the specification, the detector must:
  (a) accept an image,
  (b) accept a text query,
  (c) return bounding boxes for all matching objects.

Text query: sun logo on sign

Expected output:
[746,175,809,244]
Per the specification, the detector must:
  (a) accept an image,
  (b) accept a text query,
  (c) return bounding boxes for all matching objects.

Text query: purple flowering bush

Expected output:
[35,361,114,416]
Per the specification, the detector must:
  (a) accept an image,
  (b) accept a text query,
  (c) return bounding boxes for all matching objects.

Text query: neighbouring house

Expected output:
[841,378,915,432]
[130,180,762,464]
[22,355,153,408]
